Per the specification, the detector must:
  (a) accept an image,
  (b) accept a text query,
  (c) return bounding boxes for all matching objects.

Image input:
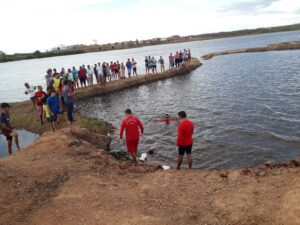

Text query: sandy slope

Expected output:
[0,127,299,225]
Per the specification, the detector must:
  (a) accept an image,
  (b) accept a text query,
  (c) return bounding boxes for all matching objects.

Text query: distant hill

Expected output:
[1,23,300,63]
[188,23,300,40]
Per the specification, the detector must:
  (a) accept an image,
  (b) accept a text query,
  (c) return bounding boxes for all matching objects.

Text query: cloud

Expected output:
[219,0,280,14]
[0,0,299,53]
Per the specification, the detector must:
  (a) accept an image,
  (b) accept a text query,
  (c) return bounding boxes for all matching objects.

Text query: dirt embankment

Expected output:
[0,127,300,225]
[202,41,300,60]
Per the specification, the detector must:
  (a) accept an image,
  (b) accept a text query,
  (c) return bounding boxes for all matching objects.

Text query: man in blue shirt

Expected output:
[126,59,132,77]
[47,90,60,123]
[63,80,75,124]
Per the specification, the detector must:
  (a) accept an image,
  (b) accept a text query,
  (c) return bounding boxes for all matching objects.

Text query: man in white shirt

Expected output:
[24,83,36,110]
[86,65,94,86]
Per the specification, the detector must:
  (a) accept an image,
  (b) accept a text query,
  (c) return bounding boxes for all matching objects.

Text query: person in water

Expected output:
[0,103,21,155]
[119,109,144,164]
[153,114,178,125]
[176,111,194,169]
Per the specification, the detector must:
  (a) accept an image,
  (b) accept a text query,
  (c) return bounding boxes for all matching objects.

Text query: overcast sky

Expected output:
[0,0,299,54]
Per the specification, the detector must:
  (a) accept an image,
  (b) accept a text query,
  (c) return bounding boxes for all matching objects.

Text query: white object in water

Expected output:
[139,153,147,162]
[162,166,170,170]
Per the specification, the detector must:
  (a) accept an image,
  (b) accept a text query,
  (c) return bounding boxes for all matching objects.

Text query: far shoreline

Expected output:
[1,24,300,63]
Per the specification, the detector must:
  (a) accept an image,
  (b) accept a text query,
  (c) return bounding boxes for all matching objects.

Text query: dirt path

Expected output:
[0,127,299,225]
[202,41,300,60]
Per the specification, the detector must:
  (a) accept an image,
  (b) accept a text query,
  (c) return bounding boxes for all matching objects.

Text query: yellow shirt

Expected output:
[43,104,51,118]
[53,78,60,91]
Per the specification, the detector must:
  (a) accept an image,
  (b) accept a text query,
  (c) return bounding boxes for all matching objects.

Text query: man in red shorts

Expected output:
[176,111,194,169]
[119,109,144,163]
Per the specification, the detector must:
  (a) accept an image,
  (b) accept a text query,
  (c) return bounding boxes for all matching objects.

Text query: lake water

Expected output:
[0,129,39,157]
[0,31,300,168]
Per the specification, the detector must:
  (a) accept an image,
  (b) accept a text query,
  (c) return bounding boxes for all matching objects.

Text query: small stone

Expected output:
[219,172,228,178]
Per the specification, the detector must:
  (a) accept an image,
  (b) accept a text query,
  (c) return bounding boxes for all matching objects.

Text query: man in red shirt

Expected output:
[34,86,47,125]
[119,109,144,163]
[176,111,194,169]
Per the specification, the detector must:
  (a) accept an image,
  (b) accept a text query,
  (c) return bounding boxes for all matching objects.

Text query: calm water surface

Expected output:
[0,129,38,157]
[0,31,299,167]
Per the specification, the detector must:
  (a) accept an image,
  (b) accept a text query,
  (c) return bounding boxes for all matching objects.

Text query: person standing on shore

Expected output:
[102,63,107,83]
[0,103,21,155]
[34,86,47,126]
[159,56,165,72]
[47,90,60,126]
[86,65,94,86]
[120,63,126,79]
[132,58,137,76]
[45,69,53,88]
[126,59,132,77]
[72,67,79,89]
[106,63,112,82]
[93,64,99,84]
[169,53,175,69]
[63,80,75,125]
[97,64,104,84]
[175,52,180,67]
[145,56,149,74]
[176,111,194,169]
[78,66,87,88]
[24,83,36,110]
[152,57,158,73]
[42,98,56,132]
[188,49,192,63]
[119,109,144,164]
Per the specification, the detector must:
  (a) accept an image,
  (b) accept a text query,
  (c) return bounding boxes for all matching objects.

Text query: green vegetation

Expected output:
[1,23,300,63]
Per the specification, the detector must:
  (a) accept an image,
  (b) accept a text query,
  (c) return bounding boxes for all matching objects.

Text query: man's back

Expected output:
[177,120,194,147]
[120,116,144,141]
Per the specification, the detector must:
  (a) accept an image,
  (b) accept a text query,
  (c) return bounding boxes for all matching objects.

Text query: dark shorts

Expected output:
[178,145,192,155]
[30,96,35,101]
[2,130,13,141]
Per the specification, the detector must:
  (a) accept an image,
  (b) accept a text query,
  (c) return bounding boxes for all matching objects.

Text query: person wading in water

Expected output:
[119,109,144,164]
[176,111,194,169]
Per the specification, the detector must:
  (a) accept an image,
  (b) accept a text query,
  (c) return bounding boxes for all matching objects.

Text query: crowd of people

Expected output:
[19,49,192,133]
[1,49,194,168]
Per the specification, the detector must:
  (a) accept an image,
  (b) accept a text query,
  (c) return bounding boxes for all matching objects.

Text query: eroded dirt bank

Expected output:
[202,41,300,60]
[0,127,299,225]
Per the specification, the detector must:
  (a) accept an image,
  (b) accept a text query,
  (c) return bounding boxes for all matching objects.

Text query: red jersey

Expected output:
[78,69,87,79]
[35,91,47,106]
[120,115,144,142]
[176,120,194,146]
